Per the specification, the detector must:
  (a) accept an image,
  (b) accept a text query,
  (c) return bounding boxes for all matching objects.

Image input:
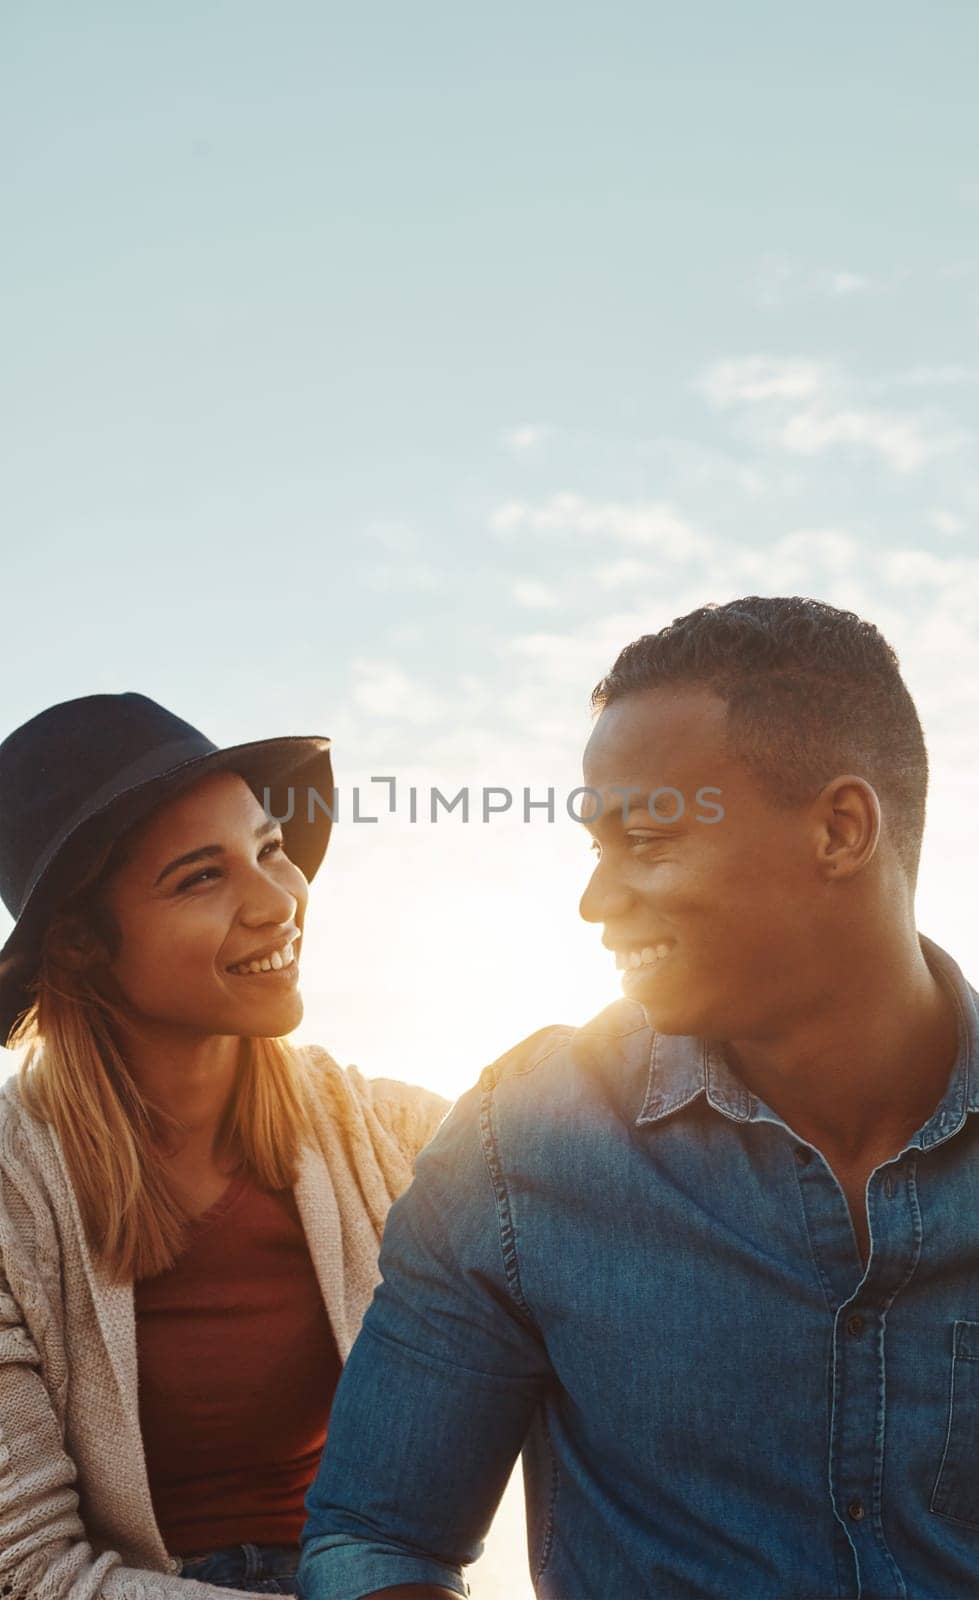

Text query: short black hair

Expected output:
[591,596,928,886]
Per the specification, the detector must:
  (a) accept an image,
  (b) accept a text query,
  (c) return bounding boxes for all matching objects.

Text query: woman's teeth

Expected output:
[227,941,296,976]
[617,944,671,971]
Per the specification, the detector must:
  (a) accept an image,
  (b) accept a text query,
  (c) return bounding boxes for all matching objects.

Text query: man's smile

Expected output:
[612,942,673,972]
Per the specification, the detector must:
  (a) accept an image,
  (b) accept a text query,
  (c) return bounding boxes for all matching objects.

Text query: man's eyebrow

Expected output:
[154,818,280,886]
[581,795,689,833]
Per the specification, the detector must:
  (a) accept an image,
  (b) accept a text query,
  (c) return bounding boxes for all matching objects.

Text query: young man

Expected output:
[298,595,978,1600]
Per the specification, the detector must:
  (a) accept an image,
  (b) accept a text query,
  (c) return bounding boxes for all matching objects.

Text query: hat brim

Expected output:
[0,733,333,1046]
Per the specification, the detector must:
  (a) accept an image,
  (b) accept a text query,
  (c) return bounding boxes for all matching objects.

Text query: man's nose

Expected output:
[579,866,634,925]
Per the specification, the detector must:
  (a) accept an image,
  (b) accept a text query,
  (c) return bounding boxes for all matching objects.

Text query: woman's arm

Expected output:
[299,1045,449,1170]
[365,1076,450,1163]
[0,1254,275,1600]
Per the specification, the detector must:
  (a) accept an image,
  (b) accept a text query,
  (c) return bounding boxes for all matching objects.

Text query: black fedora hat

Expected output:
[0,692,334,1046]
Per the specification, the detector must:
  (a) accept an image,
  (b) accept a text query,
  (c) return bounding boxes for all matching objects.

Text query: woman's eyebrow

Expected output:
[153,818,280,886]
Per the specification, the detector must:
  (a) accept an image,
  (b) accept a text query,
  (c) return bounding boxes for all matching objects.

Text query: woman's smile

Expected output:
[225,956,301,987]
[225,934,300,976]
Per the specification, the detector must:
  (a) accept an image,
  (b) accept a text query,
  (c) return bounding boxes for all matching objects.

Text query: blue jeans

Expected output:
[179,1542,299,1593]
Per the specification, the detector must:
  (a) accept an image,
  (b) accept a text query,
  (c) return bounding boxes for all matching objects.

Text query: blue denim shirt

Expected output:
[300,933,979,1600]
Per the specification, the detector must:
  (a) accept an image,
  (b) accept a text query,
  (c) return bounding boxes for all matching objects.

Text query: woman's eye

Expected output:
[588,838,602,857]
[176,867,220,892]
[175,838,285,892]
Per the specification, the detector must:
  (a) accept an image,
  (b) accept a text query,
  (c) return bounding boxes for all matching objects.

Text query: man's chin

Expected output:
[636,998,710,1038]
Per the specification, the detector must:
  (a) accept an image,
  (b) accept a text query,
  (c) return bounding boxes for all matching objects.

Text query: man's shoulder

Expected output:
[404,1004,655,1208]
[480,999,651,1095]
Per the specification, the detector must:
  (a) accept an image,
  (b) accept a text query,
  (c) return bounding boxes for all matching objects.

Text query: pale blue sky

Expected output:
[3,10,979,1593]
[4,4,978,692]
[3,1,978,1096]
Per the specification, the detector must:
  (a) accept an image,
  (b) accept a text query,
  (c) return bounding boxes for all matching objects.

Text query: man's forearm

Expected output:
[299,1098,551,1600]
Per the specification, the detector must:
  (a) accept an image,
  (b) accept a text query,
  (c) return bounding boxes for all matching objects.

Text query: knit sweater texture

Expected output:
[0,1045,448,1600]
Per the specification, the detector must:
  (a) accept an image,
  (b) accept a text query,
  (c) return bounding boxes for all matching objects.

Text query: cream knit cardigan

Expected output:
[0,1045,448,1600]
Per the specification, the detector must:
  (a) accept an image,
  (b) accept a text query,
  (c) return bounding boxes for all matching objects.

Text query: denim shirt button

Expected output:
[847,1498,865,1521]
[794,1146,812,1165]
[846,1313,865,1337]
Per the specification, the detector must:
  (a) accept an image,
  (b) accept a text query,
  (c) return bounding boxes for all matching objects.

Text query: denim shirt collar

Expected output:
[636,932,979,1151]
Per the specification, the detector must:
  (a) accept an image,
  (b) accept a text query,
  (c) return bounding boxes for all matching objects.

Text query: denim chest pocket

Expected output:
[931,1320,979,1527]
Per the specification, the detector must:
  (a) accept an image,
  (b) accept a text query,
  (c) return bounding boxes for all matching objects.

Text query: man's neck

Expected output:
[722,938,960,1171]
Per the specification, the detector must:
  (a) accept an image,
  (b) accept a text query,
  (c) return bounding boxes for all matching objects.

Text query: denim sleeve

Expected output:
[298,1078,551,1600]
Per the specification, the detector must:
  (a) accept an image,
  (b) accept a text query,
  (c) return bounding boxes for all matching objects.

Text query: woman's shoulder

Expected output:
[0,1071,22,1118]
[0,1075,61,1273]
[296,1042,450,1158]
[0,1072,41,1164]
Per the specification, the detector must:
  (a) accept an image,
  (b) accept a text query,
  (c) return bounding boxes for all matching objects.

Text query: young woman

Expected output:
[0,691,448,1599]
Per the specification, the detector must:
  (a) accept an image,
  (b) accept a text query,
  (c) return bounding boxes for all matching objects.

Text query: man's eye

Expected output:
[627,833,664,851]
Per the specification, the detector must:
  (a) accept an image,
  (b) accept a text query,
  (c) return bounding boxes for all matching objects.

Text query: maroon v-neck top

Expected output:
[133,1168,342,1554]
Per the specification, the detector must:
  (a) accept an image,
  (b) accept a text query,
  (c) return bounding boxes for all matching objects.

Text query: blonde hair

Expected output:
[10,838,314,1284]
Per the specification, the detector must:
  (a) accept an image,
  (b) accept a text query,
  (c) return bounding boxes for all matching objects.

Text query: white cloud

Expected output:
[752,252,796,309]
[504,541,979,762]
[591,529,861,600]
[936,261,978,282]
[351,661,448,725]
[513,579,559,609]
[506,631,589,680]
[751,256,881,307]
[884,365,979,388]
[360,519,448,592]
[697,352,967,475]
[365,562,447,594]
[505,603,700,697]
[776,408,960,473]
[928,509,967,535]
[490,493,713,558]
[503,424,552,455]
[698,356,830,407]
[727,528,860,591]
[830,271,872,295]
[638,437,770,498]
[593,558,655,589]
[364,519,418,554]
[881,549,979,595]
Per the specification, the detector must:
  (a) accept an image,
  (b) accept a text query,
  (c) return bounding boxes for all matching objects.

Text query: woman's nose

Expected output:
[240,866,301,927]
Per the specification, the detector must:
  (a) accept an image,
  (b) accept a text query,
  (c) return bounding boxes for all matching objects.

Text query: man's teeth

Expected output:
[619,944,671,970]
[228,941,296,976]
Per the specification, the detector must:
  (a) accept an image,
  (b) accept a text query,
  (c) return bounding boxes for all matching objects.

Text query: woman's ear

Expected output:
[45,910,111,973]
